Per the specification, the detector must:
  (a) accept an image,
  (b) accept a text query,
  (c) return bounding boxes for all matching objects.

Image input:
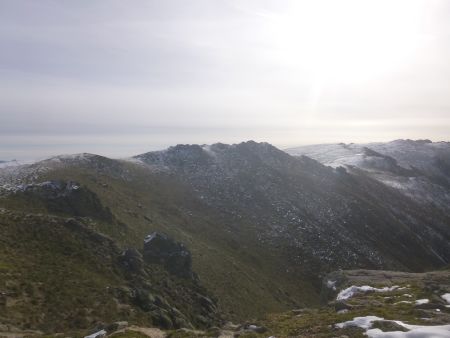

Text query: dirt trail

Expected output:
[125,326,166,338]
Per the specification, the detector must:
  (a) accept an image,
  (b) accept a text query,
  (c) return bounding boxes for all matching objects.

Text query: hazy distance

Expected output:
[1,0,449,160]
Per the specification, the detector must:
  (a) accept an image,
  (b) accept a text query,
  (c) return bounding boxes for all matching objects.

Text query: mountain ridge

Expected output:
[0,139,449,333]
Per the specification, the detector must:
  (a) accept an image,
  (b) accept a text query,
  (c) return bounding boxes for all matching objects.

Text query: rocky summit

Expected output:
[0,140,449,337]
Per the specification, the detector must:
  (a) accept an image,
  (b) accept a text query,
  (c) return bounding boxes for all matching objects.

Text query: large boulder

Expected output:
[119,248,144,274]
[143,232,193,278]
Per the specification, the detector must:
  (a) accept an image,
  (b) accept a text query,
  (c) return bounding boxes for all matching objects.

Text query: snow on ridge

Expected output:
[0,160,20,169]
[285,143,364,168]
[336,285,399,300]
[286,140,450,213]
[0,180,80,195]
[0,159,35,169]
[0,153,102,187]
[201,144,218,157]
[336,316,450,337]
[285,139,450,171]
[1,153,100,175]
[50,153,96,162]
[122,156,145,165]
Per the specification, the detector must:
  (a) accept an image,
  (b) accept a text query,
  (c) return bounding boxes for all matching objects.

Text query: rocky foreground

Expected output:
[1,269,449,338]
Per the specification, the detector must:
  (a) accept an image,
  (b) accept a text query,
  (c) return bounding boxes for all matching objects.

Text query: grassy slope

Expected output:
[0,159,319,327]
[47,162,319,318]
[0,210,125,332]
[0,207,224,333]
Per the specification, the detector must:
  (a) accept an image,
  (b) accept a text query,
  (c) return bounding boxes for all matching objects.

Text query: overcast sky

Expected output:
[1,0,449,160]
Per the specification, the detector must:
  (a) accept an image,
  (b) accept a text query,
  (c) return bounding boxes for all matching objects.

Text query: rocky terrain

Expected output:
[286,139,450,215]
[0,208,220,333]
[245,269,450,337]
[3,269,449,337]
[0,140,449,336]
[136,141,450,274]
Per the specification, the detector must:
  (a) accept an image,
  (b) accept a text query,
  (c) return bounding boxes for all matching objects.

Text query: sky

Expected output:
[1,0,450,160]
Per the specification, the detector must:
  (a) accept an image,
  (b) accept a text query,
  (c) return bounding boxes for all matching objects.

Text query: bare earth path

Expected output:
[123,326,166,338]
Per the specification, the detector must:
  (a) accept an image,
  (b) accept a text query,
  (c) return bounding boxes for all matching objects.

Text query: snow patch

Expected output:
[336,285,399,300]
[144,233,158,244]
[415,299,429,305]
[366,322,450,338]
[326,280,337,290]
[335,316,383,329]
[336,316,450,337]
[441,293,450,304]
[84,330,107,338]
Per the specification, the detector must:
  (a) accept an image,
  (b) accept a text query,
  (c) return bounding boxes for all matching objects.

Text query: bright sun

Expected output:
[270,0,424,85]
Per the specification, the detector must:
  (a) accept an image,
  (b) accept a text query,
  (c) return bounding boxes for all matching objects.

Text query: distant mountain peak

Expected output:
[391,138,433,145]
[134,141,288,168]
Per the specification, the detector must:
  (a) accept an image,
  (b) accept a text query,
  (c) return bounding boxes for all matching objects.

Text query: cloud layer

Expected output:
[1,0,449,159]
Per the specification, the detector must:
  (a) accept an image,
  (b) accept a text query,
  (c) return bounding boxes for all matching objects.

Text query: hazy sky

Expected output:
[1,0,449,160]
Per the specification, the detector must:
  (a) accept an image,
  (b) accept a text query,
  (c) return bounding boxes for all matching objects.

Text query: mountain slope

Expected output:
[0,152,318,329]
[0,207,221,333]
[285,139,450,214]
[0,140,449,333]
[135,141,450,274]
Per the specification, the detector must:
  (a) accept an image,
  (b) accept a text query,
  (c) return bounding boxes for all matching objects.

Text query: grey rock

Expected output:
[334,301,353,312]
[119,248,144,273]
[371,320,408,332]
[143,232,193,278]
[243,324,267,333]
[414,302,447,310]
[105,321,128,333]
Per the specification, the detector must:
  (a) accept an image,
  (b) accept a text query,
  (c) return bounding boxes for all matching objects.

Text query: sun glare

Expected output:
[271,0,424,85]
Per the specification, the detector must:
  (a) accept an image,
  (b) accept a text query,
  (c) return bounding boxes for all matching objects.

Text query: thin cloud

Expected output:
[0,0,449,160]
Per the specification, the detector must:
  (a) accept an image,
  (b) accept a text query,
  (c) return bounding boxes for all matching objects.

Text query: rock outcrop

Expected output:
[143,232,193,278]
[119,248,144,274]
